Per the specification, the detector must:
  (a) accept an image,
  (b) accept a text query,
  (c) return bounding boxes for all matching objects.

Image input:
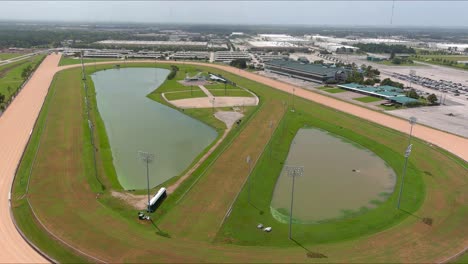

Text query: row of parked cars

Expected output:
[391,73,468,98]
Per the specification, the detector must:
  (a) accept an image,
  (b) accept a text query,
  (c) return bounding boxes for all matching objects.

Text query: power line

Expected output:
[390,0,395,25]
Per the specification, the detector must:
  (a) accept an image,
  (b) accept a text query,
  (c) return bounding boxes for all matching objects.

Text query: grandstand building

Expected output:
[172,51,209,60]
[264,59,349,83]
[214,51,250,63]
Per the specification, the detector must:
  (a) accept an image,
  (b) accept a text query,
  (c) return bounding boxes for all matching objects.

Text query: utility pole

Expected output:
[138,151,154,212]
[246,155,252,204]
[285,165,304,240]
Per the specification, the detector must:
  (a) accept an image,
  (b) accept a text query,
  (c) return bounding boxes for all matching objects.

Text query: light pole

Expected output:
[138,151,154,212]
[407,116,417,146]
[285,165,304,240]
[246,155,252,204]
[291,87,296,112]
[397,144,412,209]
[211,97,216,113]
[397,116,417,209]
[269,120,274,159]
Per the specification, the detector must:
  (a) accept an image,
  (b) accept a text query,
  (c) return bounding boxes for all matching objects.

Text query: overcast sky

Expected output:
[1,1,467,27]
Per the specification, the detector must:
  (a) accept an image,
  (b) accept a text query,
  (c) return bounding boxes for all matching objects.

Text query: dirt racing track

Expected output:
[0,54,467,263]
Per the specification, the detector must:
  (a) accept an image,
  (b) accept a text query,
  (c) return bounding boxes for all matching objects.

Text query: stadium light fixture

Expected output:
[285,165,304,240]
[138,151,155,212]
[397,116,417,209]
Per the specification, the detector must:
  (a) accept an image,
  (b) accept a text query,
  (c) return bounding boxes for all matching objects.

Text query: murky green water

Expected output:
[92,68,217,190]
[271,128,396,224]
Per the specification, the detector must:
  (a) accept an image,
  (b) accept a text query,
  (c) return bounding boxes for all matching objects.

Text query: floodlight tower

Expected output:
[269,120,274,159]
[138,151,154,212]
[397,116,417,209]
[285,165,304,240]
[246,155,252,204]
[211,97,216,113]
[291,87,296,112]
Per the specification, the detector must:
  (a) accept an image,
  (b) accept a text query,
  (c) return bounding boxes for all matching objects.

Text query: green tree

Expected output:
[363,79,376,85]
[0,93,5,104]
[345,70,364,84]
[427,93,438,104]
[406,89,419,99]
[229,59,247,69]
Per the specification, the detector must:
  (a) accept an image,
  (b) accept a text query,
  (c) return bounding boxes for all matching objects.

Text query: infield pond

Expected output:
[271,128,396,223]
[91,68,217,190]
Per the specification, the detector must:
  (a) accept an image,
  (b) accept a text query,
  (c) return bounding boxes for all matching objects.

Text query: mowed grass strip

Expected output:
[324,88,347,93]
[0,52,25,60]
[354,96,383,103]
[59,57,120,66]
[164,90,207,100]
[0,55,45,101]
[205,82,238,90]
[210,89,253,97]
[158,100,284,240]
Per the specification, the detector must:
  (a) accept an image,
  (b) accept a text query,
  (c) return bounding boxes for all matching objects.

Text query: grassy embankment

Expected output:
[58,56,121,66]
[11,61,467,262]
[411,55,468,71]
[0,55,45,103]
[0,52,25,60]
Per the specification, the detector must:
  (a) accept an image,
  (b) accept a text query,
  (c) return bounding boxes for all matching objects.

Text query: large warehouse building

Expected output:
[264,59,349,83]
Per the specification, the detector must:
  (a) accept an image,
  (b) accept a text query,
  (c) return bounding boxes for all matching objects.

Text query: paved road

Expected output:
[0,54,60,263]
[1,56,466,263]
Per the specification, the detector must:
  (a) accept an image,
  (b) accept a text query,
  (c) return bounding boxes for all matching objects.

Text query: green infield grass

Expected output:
[164,90,207,100]
[0,55,45,102]
[11,60,468,263]
[324,88,347,93]
[59,57,122,66]
[0,52,26,60]
[210,89,253,97]
[354,96,384,103]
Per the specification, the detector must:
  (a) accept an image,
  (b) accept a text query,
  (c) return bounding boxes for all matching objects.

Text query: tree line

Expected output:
[354,43,415,54]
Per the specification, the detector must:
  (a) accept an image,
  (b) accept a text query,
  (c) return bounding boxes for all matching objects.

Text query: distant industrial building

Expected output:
[214,51,250,62]
[338,83,419,105]
[264,59,349,83]
[96,40,208,48]
[247,41,308,52]
[172,51,209,60]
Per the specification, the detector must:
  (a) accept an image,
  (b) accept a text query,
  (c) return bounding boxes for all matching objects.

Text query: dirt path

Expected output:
[198,84,213,97]
[0,54,61,263]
